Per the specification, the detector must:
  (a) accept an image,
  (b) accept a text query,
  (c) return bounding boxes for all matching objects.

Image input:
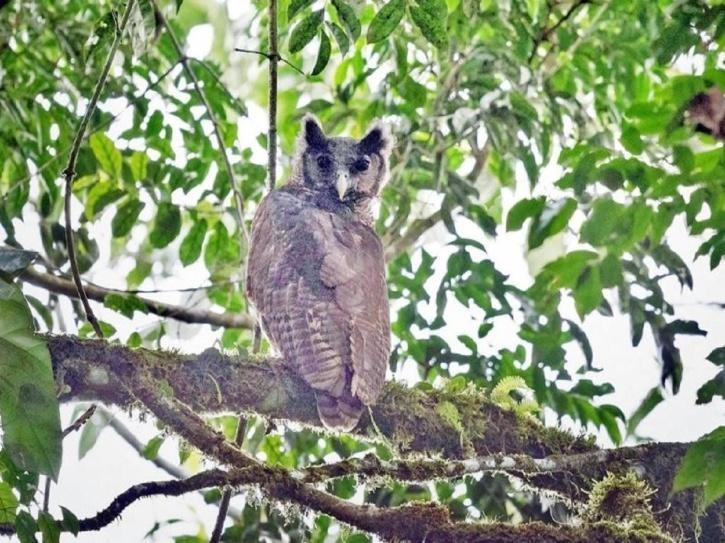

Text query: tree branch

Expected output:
[51,335,593,459]
[62,0,139,338]
[20,267,253,329]
[155,4,249,248]
[48,334,722,540]
[0,462,688,541]
[528,0,592,64]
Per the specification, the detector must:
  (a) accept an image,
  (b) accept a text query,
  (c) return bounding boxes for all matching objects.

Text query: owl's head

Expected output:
[292,115,392,210]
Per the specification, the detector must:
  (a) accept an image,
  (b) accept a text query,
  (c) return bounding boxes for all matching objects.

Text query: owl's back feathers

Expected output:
[247,186,390,430]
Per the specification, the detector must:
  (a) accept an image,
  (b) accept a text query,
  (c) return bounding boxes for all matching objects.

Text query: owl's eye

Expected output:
[352,157,370,173]
[316,155,332,170]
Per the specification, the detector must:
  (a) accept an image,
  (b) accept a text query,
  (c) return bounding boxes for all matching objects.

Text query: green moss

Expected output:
[585,472,674,542]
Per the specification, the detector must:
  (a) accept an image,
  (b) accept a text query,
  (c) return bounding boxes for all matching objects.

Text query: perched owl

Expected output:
[246,116,391,431]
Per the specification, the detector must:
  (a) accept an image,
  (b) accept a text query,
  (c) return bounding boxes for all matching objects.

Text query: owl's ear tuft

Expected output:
[303,114,327,149]
[359,123,392,158]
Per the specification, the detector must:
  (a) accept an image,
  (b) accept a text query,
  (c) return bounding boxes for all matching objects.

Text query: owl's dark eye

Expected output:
[316,155,332,170]
[352,157,370,173]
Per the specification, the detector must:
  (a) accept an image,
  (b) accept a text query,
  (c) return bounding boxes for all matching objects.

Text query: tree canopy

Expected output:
[0,0,723,541]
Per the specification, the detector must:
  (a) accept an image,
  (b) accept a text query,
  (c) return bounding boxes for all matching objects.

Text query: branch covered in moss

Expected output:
[50,335,721,541]
[0,465,676,542]
[52,335,592,458]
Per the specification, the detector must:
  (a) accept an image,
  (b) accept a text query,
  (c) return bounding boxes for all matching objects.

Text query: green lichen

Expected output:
[585,472,674,543]
[490,376,540,416]
[435,400,465,449]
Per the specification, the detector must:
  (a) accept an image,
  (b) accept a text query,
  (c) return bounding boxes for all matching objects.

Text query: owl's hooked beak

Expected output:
[335,172,350,200]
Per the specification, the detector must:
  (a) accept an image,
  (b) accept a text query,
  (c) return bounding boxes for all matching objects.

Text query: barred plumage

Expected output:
[246,116,391,430]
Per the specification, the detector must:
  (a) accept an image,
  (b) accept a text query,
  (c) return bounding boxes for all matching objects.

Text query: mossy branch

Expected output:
[48,335,723,540]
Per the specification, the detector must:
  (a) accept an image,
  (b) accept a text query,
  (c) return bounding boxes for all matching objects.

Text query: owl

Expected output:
[246,115,391,431]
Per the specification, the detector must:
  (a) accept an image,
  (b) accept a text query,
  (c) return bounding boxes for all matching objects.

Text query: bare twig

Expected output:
[210,3,280,538]
[528,0,591,65]
[62,0,138,338]
[20,267,254,329]
[267,1,278,192]
[234,48,303,75]
[62,404,97,437]
[155,4,249,249]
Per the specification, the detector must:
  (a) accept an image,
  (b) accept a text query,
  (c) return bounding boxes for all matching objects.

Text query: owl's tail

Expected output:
[315,392,363,431]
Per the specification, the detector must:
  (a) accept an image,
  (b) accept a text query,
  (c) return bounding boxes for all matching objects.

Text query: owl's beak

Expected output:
[335,173,349,200]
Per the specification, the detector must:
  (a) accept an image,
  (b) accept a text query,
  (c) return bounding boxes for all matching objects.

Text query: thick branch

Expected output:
[0,465,676,541]
[52,335,593,459]
[21,267,253,329]
[50,335,722,541]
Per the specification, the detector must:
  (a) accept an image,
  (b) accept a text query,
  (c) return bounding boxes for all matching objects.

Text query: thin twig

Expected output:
[210,4,279,539]
[20,267,253,328]
[62,404,97,437]
[62,0,138,338]
[234,47,303,75]
[528,0,592,65]
[155,5,249,250]
[267,1,278,192]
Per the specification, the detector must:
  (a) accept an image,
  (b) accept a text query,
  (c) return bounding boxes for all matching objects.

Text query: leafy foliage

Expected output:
[0,0,722,539]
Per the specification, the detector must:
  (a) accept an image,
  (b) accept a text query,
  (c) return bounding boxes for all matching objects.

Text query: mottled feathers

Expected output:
[247,116,391,430]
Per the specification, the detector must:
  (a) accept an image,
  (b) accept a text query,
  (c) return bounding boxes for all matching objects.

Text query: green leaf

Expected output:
[0,281,62,480]
[179,219,208,266]
[507,197,545,231]
[289,10,324,54]
[409,0,449,49]
[581,198,626,246]
[311,30,331,76]
[626,386,663,436]
[332,0,360,40]
[128,151,149,181]
[662,319,707,337]
[566,320,593,368]
[707,347,725,366]
[142,435,164,460]
[327,22,349,55]
[398,76,427,108]
[0,481,18,523]
[84,181,125,219]
[149,203,181,248]
[673,426,725,507]
[621,124,644,154]
[367,0,405,43]
[528,198,576,249]
[78,411,108,460]
[574,266,602,318]
[59,507,79,537]
[128,0,157,57]
[38,511,60,543]
[288,0,314,20]
[111,199,145,238]
[103,293,149,319]
[89,132,122,178]
[696,370,724,404]
[0,247,38,275]
[15,510,37,543]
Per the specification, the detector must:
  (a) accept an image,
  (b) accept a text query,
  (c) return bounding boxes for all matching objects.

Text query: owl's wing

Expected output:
[316,215,390,406]
[247,192,389,414]
[247,192,349,398]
